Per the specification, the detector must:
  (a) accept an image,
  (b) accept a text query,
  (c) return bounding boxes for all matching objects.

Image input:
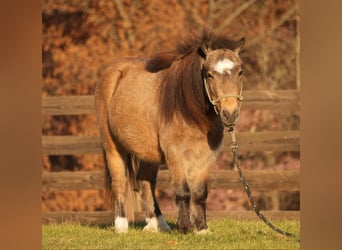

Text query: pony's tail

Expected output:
[103,149,115,210]
[103,149,140,222]
[125,154,141,222]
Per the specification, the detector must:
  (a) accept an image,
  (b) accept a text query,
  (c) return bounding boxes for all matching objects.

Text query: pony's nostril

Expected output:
[222,110,231,119]
[222,110,233,122]
[221,109,238,125]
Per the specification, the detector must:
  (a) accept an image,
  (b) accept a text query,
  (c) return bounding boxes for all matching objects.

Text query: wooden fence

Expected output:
[42,90,300,224]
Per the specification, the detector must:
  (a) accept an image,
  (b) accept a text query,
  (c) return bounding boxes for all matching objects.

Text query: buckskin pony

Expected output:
[95,26,245,234]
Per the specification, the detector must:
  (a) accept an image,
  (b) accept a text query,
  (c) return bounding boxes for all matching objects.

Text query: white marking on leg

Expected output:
[115,216,128,233]
[214,59,235,74]
[143,217,159,232]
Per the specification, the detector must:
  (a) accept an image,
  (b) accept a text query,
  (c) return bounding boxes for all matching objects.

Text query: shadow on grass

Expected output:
[89,220,178,231]
[129,220,178,231]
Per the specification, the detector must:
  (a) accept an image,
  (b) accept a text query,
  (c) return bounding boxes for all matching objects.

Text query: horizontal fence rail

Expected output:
[42,90,300,116]
[42,169,300,192]
[42,130,300,155]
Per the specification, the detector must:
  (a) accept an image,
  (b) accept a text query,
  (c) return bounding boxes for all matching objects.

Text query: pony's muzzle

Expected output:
[220,108,239,127]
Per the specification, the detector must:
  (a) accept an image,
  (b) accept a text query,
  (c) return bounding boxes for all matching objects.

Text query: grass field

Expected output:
[42,219,300,249]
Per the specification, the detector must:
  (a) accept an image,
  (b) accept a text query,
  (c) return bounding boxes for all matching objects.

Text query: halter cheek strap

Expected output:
[203,77,243,115]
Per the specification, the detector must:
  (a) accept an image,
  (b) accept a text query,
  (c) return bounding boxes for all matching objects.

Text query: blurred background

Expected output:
[42,0,299,213]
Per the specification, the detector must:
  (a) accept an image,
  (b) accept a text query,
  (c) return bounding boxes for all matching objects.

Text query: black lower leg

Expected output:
[191,202,207,231]
[152,191,162,217]
[175,183,192,233]
[191,185,208,231]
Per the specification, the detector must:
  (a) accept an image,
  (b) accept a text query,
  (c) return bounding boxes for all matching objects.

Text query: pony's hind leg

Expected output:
[98,122,131,233]
[95,67,130,233]
[104,147,130,233]
[137,163,171,232]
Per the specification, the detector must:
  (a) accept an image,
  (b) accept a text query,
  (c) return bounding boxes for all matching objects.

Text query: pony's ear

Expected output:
[233,37,245,54]
[197,46,207,60]
[197,42,211,59]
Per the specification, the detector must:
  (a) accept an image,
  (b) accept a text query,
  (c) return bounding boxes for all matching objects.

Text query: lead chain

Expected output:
[229,130,297,239]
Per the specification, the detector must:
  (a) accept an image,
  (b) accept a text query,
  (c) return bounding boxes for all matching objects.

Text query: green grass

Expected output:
[42,219,300,249]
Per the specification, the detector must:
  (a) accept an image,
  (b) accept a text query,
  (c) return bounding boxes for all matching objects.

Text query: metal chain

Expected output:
[228,129,297,238]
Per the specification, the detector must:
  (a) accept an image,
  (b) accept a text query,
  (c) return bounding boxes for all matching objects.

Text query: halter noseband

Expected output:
[203,77,243,115]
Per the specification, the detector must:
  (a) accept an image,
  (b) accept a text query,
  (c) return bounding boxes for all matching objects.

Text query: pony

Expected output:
[95,26,245,233]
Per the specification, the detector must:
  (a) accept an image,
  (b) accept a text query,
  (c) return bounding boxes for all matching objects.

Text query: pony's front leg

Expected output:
[188,175,209,234]
[168,162,193,233]
[174,181,193,233]
[186,150,213,234]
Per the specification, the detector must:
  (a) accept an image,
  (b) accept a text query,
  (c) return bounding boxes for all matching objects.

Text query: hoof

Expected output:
[177,226,192,234]
[115,216,128,233]
[143,216,171,232]
[157,215,171,232]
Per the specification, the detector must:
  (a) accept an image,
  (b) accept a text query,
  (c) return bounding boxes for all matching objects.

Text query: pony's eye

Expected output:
[238,70,243,77]
[207,73,214,79]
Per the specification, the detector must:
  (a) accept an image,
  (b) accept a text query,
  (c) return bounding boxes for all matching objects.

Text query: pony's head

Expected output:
[146,26,245,131]
[199,37,245,128]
